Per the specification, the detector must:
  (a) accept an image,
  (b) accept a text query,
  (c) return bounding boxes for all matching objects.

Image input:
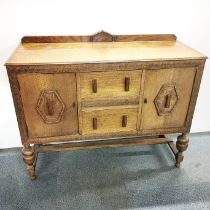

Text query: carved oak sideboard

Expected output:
[5,31,207,180]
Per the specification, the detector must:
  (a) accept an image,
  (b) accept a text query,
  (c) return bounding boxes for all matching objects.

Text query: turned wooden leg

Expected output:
[22,145,36,180]
[175,133,189,168]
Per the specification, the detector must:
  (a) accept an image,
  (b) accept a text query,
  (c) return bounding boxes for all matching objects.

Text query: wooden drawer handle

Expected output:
[92,79,97,93]
[93,117,97,129]
[125,77,130,91]
[165,94,171,108]
[122,115,127,127]
[46,93,56,116]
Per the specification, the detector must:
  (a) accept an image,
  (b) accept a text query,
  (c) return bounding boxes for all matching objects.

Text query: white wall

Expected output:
[0,0,209,148]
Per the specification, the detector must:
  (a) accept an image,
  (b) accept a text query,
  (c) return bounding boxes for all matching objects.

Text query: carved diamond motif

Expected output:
[36,90,65,124]
[154,84,179,116]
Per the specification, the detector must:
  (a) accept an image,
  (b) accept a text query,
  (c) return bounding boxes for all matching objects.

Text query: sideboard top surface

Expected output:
[5,33,206,66]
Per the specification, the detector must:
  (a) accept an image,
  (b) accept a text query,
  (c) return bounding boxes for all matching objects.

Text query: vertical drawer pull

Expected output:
[122,115,127,127]
[165,94,171,108]
[125,77,130,91]
[46,92,55,116]
[93,117,97,129]
[144,98,148,104]
[92,79,97,93]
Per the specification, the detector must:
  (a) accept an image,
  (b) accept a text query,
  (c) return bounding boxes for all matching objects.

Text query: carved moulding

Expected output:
[154,84,179,116]
[6,59,203,73]
[36,90,65,124]
[91,31,114,42]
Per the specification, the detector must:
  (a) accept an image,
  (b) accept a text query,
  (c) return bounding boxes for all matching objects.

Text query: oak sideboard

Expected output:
[5,31,207,180]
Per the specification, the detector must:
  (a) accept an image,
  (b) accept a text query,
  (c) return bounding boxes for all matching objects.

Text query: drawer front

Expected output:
[80,71,142,100]
[141,67,196,130]
[81,107,138,134]
[18,73,78,138]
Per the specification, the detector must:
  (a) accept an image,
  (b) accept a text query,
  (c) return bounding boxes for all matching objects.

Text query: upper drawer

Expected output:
[79,71,142,100]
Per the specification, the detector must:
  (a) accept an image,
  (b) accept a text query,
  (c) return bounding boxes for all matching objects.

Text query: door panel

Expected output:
[141,68,196,130]
[18,73,78,138]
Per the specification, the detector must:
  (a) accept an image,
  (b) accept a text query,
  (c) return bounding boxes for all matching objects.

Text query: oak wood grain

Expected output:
[80,71,142,101]
[6,59,205,146]
[18,73,78,138]
[7,70,29,144]
[141,67,196,130]
[34,135,173,153]
[21,33,177,43]
[5,41,206,66]
[137,70,145,130]
[81,107,138,134]
[26,127,189,145]
[81,98,139,108]
[76,73,83,135]
[6,59,204,72]
[185,61,206,128]
[20,31,129,45]
[5,32,207,178]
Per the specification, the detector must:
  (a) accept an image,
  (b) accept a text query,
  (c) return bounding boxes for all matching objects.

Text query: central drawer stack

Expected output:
[78,71,142,134]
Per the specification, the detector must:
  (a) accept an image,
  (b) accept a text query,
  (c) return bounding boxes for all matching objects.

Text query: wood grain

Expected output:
[34,135,173,153]
[26,127,189,145]
[80,71,142,101]
[185,61,206,128]
[5,32,207,179]
[137,70,145,130]
[91,31,114,42]
[5,41,206,66]
[22,145,36,180]
[81,107,138,134]
[76,73,83,134]
[21,33,177,43]
[6,59,204,73]
[81,98,139,108]
[175,133,189,168]
[18,73,78,138]
[141,67,196,130]
[6,59,205,145]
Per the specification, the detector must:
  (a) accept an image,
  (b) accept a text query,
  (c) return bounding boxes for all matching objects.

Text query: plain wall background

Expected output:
[0,0,209,148]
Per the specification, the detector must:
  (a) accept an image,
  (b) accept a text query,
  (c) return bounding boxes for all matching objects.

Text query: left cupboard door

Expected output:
[17,73,78,138]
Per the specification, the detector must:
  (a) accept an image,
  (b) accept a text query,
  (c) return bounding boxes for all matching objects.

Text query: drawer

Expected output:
[79,71,142,100]
[81,106,138,134]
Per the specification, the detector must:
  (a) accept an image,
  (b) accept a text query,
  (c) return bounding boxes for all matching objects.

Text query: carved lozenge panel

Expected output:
[154,84,179,116]
[36,90,65,124]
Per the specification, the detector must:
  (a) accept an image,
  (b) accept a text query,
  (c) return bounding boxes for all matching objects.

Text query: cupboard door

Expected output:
[18,73,78,138]
[141,68,196,130]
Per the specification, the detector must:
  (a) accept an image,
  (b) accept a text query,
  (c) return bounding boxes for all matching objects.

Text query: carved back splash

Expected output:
[21,31,177,43]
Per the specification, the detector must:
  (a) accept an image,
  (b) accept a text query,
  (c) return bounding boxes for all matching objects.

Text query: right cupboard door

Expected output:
[141,67,196,130]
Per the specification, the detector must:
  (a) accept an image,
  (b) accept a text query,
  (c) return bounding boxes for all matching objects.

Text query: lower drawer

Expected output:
[81,106,138,134]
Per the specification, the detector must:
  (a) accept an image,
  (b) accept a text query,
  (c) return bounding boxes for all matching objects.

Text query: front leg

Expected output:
[175,133,189,168]
[22,145,36,180]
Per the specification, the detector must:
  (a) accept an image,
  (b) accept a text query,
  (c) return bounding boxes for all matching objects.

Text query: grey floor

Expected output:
[0,132,210,210]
